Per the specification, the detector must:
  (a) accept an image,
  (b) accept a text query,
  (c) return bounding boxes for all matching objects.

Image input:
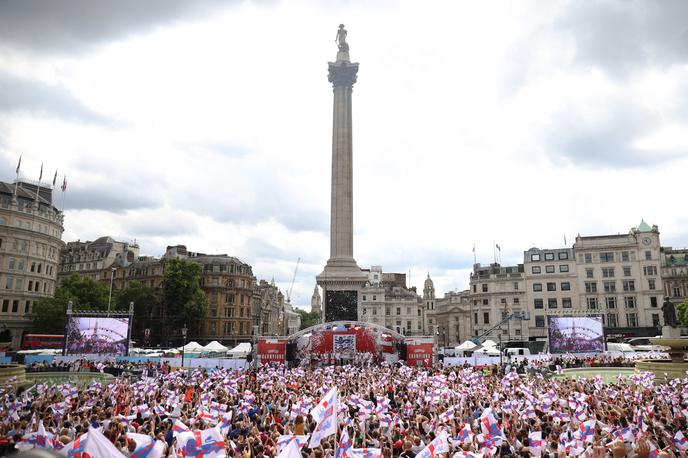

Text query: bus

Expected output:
[21,334,64,350]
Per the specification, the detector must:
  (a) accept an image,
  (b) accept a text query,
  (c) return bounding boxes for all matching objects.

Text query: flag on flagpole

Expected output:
[39,162,43,181]
[52,170,57,187]
[16,155,21,174]
[496,244,500,251]
[61,175,67,192]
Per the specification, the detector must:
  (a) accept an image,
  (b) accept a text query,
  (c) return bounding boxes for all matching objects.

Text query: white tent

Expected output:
[482,339,498,348]
[202,341,229,353]
[179,341,204,352]
[227,342,251,358]
[455,340,477,351]
[473,346,500,355]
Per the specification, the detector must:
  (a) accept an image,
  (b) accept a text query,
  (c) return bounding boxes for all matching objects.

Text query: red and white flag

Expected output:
[309,387,338,448]
[415,429,449,458]
[177,427,226,458]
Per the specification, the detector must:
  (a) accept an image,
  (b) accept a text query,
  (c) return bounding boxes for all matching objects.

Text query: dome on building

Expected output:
[424,273,434,289]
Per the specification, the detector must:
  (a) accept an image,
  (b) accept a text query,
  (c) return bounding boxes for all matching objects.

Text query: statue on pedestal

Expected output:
[336,24,349,52]
[662,300,678,327]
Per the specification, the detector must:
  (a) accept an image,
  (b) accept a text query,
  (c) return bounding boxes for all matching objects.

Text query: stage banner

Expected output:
[333,334,356,354]
[406,343,434,367]
[257,340,286,364]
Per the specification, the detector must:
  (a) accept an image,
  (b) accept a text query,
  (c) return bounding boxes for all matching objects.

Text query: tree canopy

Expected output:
[161,258,208,336]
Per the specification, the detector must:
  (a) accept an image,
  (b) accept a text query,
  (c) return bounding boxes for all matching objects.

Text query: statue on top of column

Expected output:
[336,24,349,52]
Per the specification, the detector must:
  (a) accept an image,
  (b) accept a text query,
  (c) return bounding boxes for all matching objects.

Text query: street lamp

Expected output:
[181,324,188,369]
[107,267,116,315]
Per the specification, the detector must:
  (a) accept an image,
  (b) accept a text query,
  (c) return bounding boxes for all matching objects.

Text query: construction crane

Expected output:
[286,257,301,303]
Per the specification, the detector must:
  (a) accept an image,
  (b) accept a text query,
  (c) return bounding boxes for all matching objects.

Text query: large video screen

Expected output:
[547,316,604,354]
[65,317,130,355]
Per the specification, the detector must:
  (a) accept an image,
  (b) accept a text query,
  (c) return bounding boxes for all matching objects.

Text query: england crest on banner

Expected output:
[333,335,356,353]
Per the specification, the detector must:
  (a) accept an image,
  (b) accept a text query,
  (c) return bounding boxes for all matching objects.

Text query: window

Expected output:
[5,276,12,289]
[547,282,556,291]
[515,329,521,335]
[607,314,618,327]
[535,316,545,328]
[602,268,615,278]
[652,313,660,327]
[586,297,598,309]
[621,251,629,261]
[673,286,681,297]
[513,282,519,290]
[602,298,616,310]
[623,266,631,277]
[514,298,519,304]
[533,283,542,292]
[623,281,635,292]
[650,296,657,307]
[482,299,488,305]
[396,307,401,315]
[584,253,592,263]
[482,312,490,324]
[586,268,594,278]
[648,279,656,290]
[560,264,569,273]
[385,308,390,316]
[558,252,569,260]
[362,295,366,301]
[30,262,35,273]
[500,298,507,304]
[372,308,377,315]
[561,282,571,291]
[545,265,555,273]
[8,259,15,270]
[544,253,555,261]
[562,298,572,308]
[11,300,19,313]
[1,300,8,312]
[406,320,411,331]
[643,266,657,276]
[531,266,541,274]
[603,281,616,293]
[600,252,614,262]
[474,313,478,324]
[482,284,488,292]
[534,299,544,309]
[645,250,652,260]
[406,307,411,315]
[531,254,541,261]
[624,296,636,308]
[501,311,508,319]
[627,313,638,327]
[473,285,477,293]
[24,301,30,314]
[372,295,377,301]
[548,298,557,309]
[585,282,597,293]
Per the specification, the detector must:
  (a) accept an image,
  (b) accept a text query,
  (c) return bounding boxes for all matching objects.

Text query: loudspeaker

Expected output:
[286,342,297,362]
[398,343,407,360]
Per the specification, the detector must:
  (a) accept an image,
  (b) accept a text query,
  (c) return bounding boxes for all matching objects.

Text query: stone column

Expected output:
[326,51,359,269]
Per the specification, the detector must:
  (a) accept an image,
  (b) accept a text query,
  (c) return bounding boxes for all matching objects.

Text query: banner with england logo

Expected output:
[333,334,356,354]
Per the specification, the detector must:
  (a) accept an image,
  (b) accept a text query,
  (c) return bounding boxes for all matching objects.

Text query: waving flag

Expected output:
[577,420,596,443]
[349,449,381,458]
[480,411,503,442]
[218,412,234,436]
[528,431,542,457]
[58,432,89,457]
[178,427,226,458]
[277,435,309,452]
[674,431,687,450]
[456,424,473,445]
[128,433,166,458]
[309,387,338,448]
[336,428,352,458]
[16,421,53,451]
[277,438,304,458]
[415,429,449,458]
[84,427,126,457]
[173,419,190,438]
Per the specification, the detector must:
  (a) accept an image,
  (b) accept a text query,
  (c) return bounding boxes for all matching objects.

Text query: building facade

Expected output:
[0,181,65,348]
[59,236,139,282]
[661,247,688,305]
[253,279,285,336]
[434,289,471,347]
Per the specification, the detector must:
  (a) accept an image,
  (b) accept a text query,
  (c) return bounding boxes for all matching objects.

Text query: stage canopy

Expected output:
[227,342,251,357]
[455,340,477,351]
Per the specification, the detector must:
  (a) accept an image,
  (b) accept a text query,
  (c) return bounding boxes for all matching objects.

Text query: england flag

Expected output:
[309,387,338,448]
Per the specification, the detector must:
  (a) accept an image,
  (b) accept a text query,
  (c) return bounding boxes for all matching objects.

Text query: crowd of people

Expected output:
[1,355,687,458]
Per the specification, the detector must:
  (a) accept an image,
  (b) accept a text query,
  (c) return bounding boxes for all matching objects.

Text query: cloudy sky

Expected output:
[1,0,687,310]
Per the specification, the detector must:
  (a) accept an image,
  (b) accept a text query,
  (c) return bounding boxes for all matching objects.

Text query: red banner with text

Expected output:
[406,343,434,367]
[257,340,286,364]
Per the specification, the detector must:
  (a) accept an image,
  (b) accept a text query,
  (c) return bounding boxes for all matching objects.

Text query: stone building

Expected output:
[468,263,527,341]
[661,247,688,305]
[523,247,578,340]
[358,266,423,336]
[434,289,471,347]
[573,221,663,337]
[0,181,65,348]
[310,285,322,314]
[421,274,437,335]
[253,279,285,336]
[59,236,139,283]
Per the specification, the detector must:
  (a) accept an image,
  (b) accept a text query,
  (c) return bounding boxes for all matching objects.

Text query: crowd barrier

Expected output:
[43,355,249,370]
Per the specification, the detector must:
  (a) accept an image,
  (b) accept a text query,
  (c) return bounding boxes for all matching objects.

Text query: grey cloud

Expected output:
[557,1,688,76]
[0,0,250,54]
[0,72,111,124]
[65,186,159,212]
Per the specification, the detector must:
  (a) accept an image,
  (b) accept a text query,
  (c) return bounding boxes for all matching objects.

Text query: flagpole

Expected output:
[35,162,43,207]
[13,155,21,197]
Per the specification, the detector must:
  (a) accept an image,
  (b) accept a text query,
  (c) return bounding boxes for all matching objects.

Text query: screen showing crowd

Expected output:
[65,317,130,355]
[547,315,605,353]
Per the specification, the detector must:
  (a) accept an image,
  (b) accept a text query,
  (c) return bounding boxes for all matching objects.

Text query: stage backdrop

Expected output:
[547,315,605,354]
[65,317,129,355]
[406,343,434,367]
[300,326,388,355]
[257,340,287,364]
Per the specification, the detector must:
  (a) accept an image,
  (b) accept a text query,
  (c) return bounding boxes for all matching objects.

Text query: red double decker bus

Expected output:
[21,334,64,350]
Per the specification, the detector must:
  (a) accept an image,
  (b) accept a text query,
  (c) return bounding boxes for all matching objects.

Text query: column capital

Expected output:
[328,61,359,87]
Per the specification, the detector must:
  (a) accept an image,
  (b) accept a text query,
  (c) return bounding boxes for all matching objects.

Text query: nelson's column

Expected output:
[316,24,368,322]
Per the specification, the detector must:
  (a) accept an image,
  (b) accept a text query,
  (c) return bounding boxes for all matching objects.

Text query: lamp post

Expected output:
[181,324,188,369]
[107,267,116,315]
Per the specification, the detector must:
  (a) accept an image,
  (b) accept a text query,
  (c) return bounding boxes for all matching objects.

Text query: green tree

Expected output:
[297,310,321,330]
[32,274,110,333]
[162,258,208,336]
[115,281,158,345]
[677,299,688,326]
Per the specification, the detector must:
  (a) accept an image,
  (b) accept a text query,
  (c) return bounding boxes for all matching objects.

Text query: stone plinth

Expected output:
[0,364,27,386]
[635,333,688,382]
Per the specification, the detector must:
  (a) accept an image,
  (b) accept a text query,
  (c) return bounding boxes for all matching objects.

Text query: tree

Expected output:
[677,299,688,327]
[162,258,208,336]
[115,281,158,345]
[32,274,110,333]
[297,310,321,330]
